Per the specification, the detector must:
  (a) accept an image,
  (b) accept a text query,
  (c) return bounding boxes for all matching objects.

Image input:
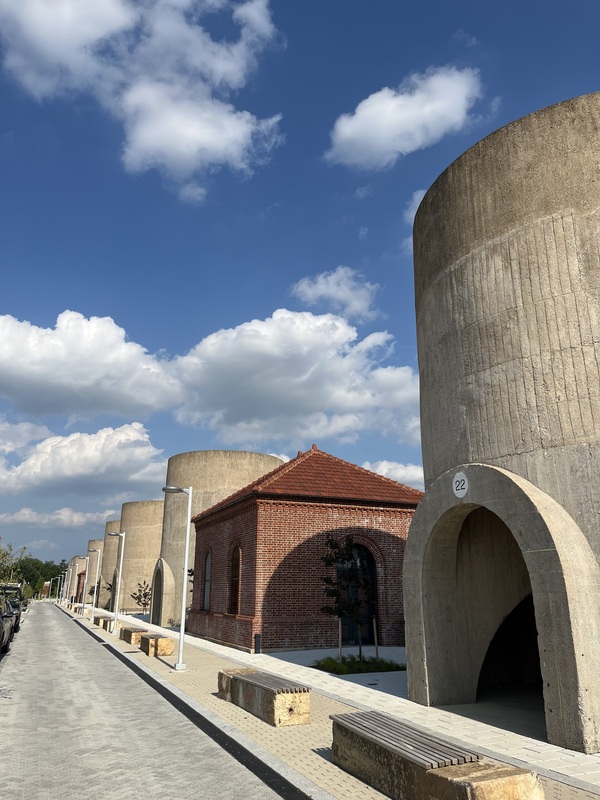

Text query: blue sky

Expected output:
[1,0,599,562]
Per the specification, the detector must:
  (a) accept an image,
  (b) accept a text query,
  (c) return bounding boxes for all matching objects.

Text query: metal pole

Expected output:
[81,557,90,618]
[111,533,125,635]
[89,550,101,623]
[176,487,193,671]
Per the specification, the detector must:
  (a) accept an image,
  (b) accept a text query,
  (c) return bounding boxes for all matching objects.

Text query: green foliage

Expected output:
[0,537,27,581]
[313,655,405,675]
[130,580,152,612]
[14,555,62,590]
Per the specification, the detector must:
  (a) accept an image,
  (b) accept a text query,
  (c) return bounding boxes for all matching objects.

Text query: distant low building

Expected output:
[187,445,422,652]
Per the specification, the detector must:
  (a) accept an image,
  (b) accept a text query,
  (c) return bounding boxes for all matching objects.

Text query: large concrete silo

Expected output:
[99,519,120,609]
[151,450,283,626]
[113,500,162,615]
[405,93,600,753]
[85,538,103,609]
[66,555,87,603]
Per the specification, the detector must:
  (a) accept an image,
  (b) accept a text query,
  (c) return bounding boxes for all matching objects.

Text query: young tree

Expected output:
[321,534,374,662]
[0,537,26,582]
[130,581,152,613]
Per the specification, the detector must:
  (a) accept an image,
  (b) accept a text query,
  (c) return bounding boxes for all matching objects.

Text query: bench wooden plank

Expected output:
[331,711,480,770]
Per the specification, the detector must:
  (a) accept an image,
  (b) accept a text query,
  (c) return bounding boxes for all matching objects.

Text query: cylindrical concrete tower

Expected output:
[114,500,163,615]
[151,450,283,626]
[86,538,103,607]
[406,93,600,753]
[66,555,87,602]
[99,519,120,609]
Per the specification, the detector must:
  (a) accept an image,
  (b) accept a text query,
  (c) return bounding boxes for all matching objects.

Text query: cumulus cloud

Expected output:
[291,266,380,322]
[0,306,419,452]
[363,459,424,491]
[0,311,182,417]
[0,507,116,527]
[174,308,420,446]
[325,66,482,170]
[0,423,166,498]
[0,417,51,454]
[0,0,282,196]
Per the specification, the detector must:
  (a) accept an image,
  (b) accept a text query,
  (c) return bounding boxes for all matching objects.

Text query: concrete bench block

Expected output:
[218,669,310,727]
[119,626,149,646]
[331,711,542,800]
[140,634,174,657]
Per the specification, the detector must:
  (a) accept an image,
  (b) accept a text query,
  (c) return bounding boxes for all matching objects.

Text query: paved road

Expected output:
[0,603,284,799]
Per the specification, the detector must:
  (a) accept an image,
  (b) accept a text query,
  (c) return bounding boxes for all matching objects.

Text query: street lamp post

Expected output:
[80,556,90,618]
[88,548,101,623]
[61,570,68,603]
[107,532,126,635]
[64,566,72,603]
[48,576,55,601]
[162,485,193,672]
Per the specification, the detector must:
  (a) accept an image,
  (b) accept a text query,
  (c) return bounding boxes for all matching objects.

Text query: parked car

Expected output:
[0,592,15,653]
[0,584,24,632]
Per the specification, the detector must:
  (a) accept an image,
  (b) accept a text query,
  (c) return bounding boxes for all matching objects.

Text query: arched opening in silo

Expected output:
[477,594,542,698]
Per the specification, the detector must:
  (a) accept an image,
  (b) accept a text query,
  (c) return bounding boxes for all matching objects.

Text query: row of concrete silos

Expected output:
[66,450,282,625]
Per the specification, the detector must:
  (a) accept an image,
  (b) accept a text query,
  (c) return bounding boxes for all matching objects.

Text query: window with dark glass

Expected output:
[203,551,211,611]
[228,546,241,614]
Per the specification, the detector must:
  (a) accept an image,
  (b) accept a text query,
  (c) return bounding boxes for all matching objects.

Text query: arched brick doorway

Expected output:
[404,463,600,753]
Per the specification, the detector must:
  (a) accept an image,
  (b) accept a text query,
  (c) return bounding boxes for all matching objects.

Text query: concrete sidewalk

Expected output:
[69,605,600,799]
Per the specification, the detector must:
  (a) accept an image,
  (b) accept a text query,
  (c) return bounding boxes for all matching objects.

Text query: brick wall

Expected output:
[187,497,414,651]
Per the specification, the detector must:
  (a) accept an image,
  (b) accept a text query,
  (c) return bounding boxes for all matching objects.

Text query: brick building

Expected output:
[187,445,423,651]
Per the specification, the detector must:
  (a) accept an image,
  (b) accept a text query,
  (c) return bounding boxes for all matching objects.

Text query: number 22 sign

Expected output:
[453,471,468,498]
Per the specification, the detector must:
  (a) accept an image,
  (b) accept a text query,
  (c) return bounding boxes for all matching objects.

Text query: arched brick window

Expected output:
[228,546,241,614]
[203,550,211,611]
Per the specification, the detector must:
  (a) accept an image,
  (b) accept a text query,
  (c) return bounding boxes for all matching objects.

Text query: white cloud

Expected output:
[292,266,380,322]
[0,311,182,417]
[0,307,420,453]
[0,0,282,196]
[403,189,426,225]
[0,417,51,454]
[0,422,166,498]
[358,226,368,241]
[0,507,116,528]
[25,538,58,551]
[325,66,482,170]
[363,459,424,491]
[174,308,420,446]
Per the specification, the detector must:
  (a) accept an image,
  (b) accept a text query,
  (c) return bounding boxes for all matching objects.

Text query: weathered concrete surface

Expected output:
[332,718,542,799]
[408,92,600,753]
[98,518,120,609]
[151,450,283,627]
[115,500,163,613]
[218,669,311,727]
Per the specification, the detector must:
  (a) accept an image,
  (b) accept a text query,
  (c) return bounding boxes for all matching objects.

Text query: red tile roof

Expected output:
[193,445,423,521]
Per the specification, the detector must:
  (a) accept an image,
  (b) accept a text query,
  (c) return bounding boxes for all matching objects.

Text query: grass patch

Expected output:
[312,655,406,675]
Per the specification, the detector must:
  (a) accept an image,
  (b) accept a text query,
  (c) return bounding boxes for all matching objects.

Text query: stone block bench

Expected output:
[218,669,310,727]
[330,710,542,800]
[139,633,174,657]
[119,626,149,646]
[93,613,110,627]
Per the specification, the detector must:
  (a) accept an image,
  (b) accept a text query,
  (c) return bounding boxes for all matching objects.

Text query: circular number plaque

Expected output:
[453,471,468,498]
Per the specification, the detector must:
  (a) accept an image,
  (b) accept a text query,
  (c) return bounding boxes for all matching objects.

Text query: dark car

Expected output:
[1,585,24,632]
[0,592,15,653]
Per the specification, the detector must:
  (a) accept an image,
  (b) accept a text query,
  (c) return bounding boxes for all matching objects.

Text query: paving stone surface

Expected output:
[0,604,298,799]
[4,603,600,800]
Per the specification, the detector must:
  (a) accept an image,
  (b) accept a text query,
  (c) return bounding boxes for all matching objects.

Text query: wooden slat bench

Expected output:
[331,710,542,799]
[218,669,310,727]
